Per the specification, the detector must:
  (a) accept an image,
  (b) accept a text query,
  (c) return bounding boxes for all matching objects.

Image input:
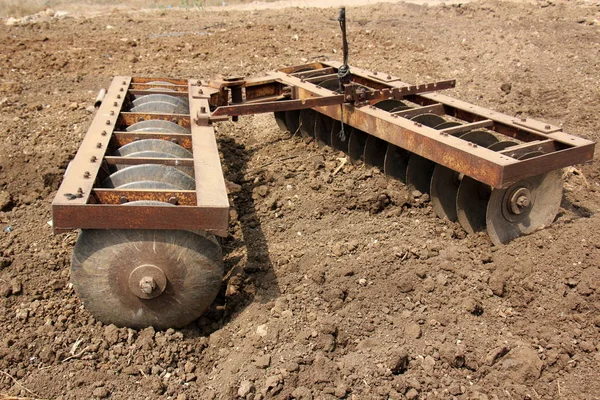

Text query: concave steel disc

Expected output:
[347,128,368,163]
[102,164,195,190]
[373,99,407,112]
[330,120,350,153]
[412,113,446,128]
[315,113,334,146]
[112,150,194,176]
[71,228,223,330]
[384,144,411,183]
[364,135,387,169]
[318,78,342,92]
[285,110,301,135]
[127,120,190,134]
[456,176,492,234]
[486,156,562,245]
[299,109,317,138]
[487,140,519,151]
[114,139,192,158]
[131,101,188,115]
[133,94,188,108]
[405,113,447,194]
[274,111,288,132]
[433,121,461,131]
[430,130,500,221]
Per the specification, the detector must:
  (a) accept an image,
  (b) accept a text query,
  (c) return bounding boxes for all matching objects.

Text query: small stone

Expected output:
[265,374,282,392]
[405,323,422,339]
[92,386,109,398]
[256,324,268,337]
[237,380,254,398]
[463,297,484,316]
[254,354,271,369]
[184,361,195,374]
[255,185,269,197]
[0,191,13,211]
[448,381,462,395]
[406,388,419,400]
[334,383,348,398]
[390,349,409,374]
[398,276,415,293]
[176,394,187,400]
[15,309,29,321]
[104,324,120,345]
[292,386,313,400]
[489,272,506,297]
[0,283,11,297]
[358,278,367,286]
[500,83,512,94]
[122,366,140,375]
[0,257,11,270]
[10,279,22,295]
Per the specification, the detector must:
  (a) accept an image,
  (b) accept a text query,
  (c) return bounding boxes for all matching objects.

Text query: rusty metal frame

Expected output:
[52,78,229,236]
[53,61,595,237]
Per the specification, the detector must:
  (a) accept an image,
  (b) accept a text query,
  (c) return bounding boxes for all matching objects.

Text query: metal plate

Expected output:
[285,110,301,135]
[274,111,288,132]
[430,165,460,221]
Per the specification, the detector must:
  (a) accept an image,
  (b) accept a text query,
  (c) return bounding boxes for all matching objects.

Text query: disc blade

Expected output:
[486,170,562,245]
[127,120,190,134]
[71,229,223,330]
[347,128,367,162]
[434,121,462,131]
[430,165,460,221]
[315,113,333,146]
[487,140,519,151]
[131,101,188,115]
[384,144,410,183]
[459,130,499,148]
[456,176,491,234]
[132,94,189,108]
[114,139,192,158]
[412,113,446,128]
[274,111,288,132]
[406,155,436,195]
[299,109,318,138]
[102,164,195,190]
[364,135,387,169]
[330,120,350,153]
[374,99,408,112]
[285,110,301,135]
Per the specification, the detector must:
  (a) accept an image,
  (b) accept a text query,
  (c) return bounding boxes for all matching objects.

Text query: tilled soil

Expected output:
[1,1,600,399]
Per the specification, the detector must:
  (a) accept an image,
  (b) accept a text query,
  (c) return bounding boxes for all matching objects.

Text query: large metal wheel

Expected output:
[71,229,223,329]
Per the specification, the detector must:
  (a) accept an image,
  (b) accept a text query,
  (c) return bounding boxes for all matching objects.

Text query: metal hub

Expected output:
[508,187,532,215]
[128,264,167,299]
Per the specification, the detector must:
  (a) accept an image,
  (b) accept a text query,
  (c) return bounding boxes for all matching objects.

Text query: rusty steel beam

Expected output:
[211,95,345,117]
[53,76,131,213]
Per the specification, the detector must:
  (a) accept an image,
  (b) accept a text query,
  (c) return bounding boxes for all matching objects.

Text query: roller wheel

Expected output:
[71,229,223,329]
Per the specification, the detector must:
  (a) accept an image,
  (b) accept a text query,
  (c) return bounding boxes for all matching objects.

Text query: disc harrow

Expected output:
[52,13,594,330]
